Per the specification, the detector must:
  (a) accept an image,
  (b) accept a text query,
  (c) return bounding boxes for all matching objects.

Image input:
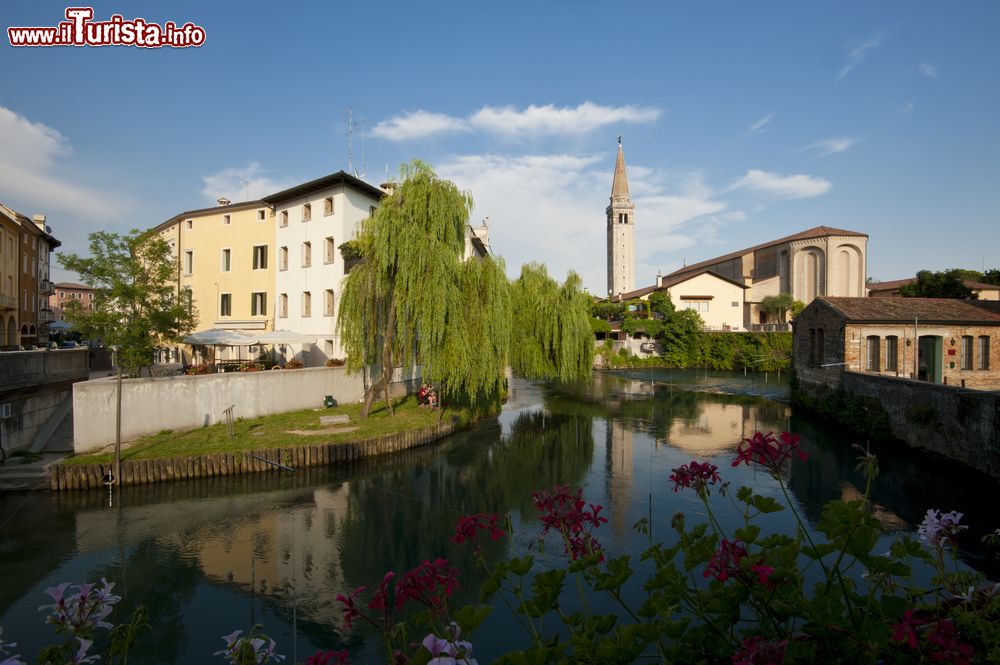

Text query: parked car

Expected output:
[59,341,79,349]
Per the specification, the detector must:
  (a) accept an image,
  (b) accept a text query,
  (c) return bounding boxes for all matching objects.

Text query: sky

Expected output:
[2,1,998,293]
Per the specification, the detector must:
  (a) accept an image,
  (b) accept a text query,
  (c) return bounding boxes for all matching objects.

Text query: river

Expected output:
[0,370,996,663]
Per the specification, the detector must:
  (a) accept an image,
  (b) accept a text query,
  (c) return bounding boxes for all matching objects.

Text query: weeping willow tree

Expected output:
[510,263,595,382]
[337,161,512,417]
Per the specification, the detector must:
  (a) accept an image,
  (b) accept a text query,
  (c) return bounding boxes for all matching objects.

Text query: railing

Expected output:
[39,279,54,295]
[39,308,55,322]
[0,293,16,310]
[747,323,792,332]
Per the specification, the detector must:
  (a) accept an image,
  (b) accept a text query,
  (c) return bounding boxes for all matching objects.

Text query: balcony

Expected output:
[39,279,54,295]
[0,294,15,310]
[39,308,55,323]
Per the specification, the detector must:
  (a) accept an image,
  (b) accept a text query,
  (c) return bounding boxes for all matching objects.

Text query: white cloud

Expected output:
[469,102,661,138]
[0,106,121,220]
[729,169,832,199]
[802,137,856,157]
[200,162,294,203]
[740,113,775,138]
[837,32,885,79]
[438,153,734,293]
[373,102,661,142]
[371,110,470,141]
[897,100,915,116]
[917,62,939,78]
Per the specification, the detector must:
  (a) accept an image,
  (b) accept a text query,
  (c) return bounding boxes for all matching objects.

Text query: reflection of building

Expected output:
[667,402,774,455]
[605,421,633,537]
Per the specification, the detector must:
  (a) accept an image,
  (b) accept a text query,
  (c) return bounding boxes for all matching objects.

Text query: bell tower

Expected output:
[606,137,635,296]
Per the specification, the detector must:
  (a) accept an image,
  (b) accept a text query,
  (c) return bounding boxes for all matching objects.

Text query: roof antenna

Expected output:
[346,107,354,175]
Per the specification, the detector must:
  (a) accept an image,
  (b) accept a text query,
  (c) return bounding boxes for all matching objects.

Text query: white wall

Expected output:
[669,272,746,331]
[72,366,410,452]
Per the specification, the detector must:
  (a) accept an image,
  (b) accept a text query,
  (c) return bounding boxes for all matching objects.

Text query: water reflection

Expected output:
[0,371,997,664]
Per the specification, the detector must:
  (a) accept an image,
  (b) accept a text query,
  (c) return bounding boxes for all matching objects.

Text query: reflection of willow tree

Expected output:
[334,412,594,622]
[88,539,201,664]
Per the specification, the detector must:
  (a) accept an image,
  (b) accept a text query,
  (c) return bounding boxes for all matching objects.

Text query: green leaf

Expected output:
[751,495,785,514]
[734,525,761,544]
[452,604,493,633]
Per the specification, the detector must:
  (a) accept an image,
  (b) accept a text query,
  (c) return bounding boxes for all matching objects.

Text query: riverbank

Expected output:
[52,397,472,490]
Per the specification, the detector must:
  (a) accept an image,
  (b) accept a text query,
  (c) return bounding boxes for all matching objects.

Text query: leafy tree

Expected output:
[898,270,977,299]
[58,230,197,376]
[590,299,625,322]
[980,268,1000,286]
[338,162,593,418]
[510,263,594,383]
[760,293,796,322]
[790,299,806,319]
[647,290,676,318]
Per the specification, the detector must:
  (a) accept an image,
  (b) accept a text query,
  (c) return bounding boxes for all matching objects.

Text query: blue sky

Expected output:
[2,1,998,292]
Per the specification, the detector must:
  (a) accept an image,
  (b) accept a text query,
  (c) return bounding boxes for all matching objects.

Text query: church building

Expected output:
[606,138,635,297]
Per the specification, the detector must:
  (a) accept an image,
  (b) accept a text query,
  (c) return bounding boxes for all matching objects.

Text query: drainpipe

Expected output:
[913,318,918,379]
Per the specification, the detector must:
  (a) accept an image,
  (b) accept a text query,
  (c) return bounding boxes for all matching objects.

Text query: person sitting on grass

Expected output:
[418,383,430,406]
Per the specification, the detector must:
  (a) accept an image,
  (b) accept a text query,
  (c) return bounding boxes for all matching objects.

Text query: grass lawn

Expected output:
[64,396,467,466]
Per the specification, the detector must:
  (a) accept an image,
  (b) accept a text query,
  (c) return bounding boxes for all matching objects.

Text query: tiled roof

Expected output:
[667,225,867,278]
[869,277,1000,293]
[817,297,1000,324]
[262,170,385,204]
[150,199,265,234]
[611,269,748,302]
[53,282,92,290]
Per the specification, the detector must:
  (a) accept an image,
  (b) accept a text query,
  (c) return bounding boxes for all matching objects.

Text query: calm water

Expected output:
[1,370,997,663]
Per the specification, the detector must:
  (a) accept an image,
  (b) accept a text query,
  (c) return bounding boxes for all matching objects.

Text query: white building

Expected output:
[612,268,749,331]
[263,172,386,365]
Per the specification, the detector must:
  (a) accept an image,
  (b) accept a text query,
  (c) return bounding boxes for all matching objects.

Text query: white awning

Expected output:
[183,330,259,346]
[254,330,317,345]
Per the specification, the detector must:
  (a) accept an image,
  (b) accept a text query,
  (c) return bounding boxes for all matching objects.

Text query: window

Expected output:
[251,292,267,316]
[324,289,334,316]
[866,336,880,372]
[257,209,266,221]
[183,250,193,275]
[186,219,193,229]
[280,210,288,227]
[978,336,990,370]
[961,336,974,370]
[221,248,231,272]
[683,300,709,312]
[279,293,288,318]
[325,340,334,357]
[302,291,312,317]
[59,291,64,298]
[302,242,312,268]
[816,328,825,366]
[732,301,739,307]
[324,236,335,264]
[184,288,193,314]
[252,245,268,270]
[324,197,334,216]
[279,246,288,271]
[886,336,898,372]
[370,205,377,217]
[220,293,231,317]
[223,214,231,225]
[302,203,312,222]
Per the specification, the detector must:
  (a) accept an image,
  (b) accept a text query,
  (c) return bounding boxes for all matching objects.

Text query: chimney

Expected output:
[217,197,231,207]
[656,270,662,288]
[33,214,46,230]
[379,181,396,195]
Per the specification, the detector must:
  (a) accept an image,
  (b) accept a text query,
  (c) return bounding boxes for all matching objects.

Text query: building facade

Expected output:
[0,205,19,347]
[868,277,1000,301]
[262,172,386,365]
[606,139,635,298]
[0,204,59,347]
[665,226,869,328]
[611,268,749,331]
[49,282,95,322]
[793,297,1000,391]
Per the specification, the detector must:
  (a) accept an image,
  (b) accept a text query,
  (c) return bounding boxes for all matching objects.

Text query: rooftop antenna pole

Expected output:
[346,107,354,175]
[360,120,367,178]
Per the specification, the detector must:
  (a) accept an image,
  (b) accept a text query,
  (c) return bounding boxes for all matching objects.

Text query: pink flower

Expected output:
[732,636,787,665]
[394,559,460,615]
[925,619,975,664]
[452,514,505,546]
[669,461,722,493]
[334,586,366,630]
[422,623,477,665]
[891,609,927,650]
[732,432,807,475]
[750,562,775,590]
[918,509,967,552]
[705,539,748,583]
[531,485,608,561]
[304,651,350,665]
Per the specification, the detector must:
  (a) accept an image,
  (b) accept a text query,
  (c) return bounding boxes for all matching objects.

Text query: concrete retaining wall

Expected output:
[72,366,414,453]
[834,372,999,477]
[52,421,458,490]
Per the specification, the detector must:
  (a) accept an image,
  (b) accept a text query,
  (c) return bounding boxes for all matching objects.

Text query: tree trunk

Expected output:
[360,297,397,418]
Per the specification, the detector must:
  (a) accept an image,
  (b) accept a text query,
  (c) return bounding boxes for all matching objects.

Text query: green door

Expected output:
[918,336,943,383]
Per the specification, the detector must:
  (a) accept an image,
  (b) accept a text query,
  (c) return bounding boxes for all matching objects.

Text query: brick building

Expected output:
[794,297,1000,391]
[868,277,1000,300]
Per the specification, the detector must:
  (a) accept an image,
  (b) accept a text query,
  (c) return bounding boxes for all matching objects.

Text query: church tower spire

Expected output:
[607,136,635,297]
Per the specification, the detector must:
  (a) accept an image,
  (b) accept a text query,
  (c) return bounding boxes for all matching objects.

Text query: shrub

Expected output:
[284,359,304,369]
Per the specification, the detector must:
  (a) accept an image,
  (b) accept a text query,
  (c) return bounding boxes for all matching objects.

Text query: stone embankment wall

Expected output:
[800,371,999,478]
[73,365,415,453]
[0,349,88,452]
[53,421,457,491]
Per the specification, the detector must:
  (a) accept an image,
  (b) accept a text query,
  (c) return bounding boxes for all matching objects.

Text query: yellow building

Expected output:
[0,204,20,347]
[152,199,275,361]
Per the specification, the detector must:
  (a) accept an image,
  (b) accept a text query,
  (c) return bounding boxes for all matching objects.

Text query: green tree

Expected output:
[760,293,796,322]
[898,269,977,299]
[647,290,676,318]
[58,230,196,376]
[338,162,592,418]
[510,263,594,383]
[982,268,1000,286]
